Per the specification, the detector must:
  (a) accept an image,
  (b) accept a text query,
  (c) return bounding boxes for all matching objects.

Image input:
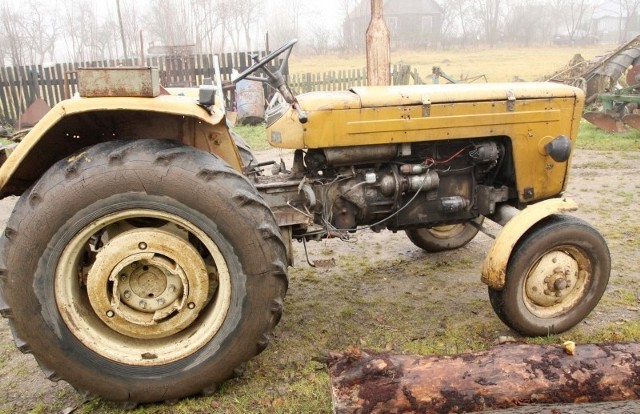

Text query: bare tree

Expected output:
[119,1,144,62]
[20,0,58,65]
[616,0,640,42]
[308,22,332,54]
[440,0,480,48]
[547,0,596,39]
[59,0,97,62]
[190,0,224,53]
[0,4,27,66]
[265,0,305,50]
[336,0,359,51]
[474,0,503,47]
[145,0,195,47]
[503,0,547,46]
[222,0,262,53]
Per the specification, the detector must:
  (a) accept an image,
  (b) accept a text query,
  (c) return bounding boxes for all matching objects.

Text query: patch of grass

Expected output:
[27,403,50,414]
[577,120,640,151]
[232,124,269,151]
[601,288,639,307]
[573,160,617,169]
[587,320,640,343]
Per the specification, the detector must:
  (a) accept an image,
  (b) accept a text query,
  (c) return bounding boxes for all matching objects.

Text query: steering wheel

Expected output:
[232,39,308,123]
[233,39,297,86]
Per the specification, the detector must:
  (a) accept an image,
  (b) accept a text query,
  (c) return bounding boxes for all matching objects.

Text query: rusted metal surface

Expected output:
[86,228,210,339]
[235,79,265,125]
[583,111,625,133]
[271,207,313,227]
[548,36,640,131]
[77,67,160,98]
[622,113,640,129]
[55,208,231,366]
[522,247,591,319]
[17,98,50,128]
[626,65,640,85]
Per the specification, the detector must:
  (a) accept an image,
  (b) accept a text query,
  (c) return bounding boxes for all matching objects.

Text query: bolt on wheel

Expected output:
[523,247,589,319]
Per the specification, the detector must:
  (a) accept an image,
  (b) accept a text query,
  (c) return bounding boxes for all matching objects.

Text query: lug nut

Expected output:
[187,302,196,309]
[138,242,148,250]
[106,310,115,318]
[139,300,147,309]
[123,290,132,299]
[554,278,567,291]
[157,298,166,306]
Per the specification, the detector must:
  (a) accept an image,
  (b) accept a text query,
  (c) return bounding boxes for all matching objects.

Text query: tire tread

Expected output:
[0,138,289,403]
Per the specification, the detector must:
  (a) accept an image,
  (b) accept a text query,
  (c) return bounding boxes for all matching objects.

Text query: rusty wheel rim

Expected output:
[427,223,466,239]
[55,209,231,365]
[523,246,591,319]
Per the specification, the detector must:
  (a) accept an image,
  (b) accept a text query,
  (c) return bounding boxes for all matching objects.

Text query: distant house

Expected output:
[343,0,444,50]
[591,2,640,44]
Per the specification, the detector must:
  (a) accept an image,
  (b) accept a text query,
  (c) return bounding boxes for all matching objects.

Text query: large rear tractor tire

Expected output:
[488,215,610,336]
[405,216,484,252]
[0,139,288,404]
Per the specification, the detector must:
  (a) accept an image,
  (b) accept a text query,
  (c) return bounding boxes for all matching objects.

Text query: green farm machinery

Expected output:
[548,35,640,132]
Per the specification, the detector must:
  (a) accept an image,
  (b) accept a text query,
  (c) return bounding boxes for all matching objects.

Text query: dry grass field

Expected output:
[290,44,608,82]
[1,44,639,414]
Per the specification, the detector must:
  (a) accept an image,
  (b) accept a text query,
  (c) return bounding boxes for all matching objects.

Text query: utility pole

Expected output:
[366,0,390,86]
[116,0,128,62]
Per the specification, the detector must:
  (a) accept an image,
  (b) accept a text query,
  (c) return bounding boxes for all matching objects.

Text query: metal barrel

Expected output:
[235,79,265,125]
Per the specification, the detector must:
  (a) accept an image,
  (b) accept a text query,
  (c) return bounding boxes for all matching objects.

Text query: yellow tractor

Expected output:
[0,40,609,404]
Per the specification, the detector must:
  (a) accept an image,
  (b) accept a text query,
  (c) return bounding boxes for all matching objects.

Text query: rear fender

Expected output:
[481,198,579,289]
[0,96,242,197]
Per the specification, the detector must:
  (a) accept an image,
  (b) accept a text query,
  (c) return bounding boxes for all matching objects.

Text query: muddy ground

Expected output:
[0,148,639,413]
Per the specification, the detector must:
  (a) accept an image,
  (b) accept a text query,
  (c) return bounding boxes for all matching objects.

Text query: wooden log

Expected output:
[328,343,640,414]
[482,400,640,413]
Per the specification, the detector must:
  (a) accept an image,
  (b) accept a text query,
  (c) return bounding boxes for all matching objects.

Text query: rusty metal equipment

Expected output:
[431,66,487,84]
[548,35,640,131]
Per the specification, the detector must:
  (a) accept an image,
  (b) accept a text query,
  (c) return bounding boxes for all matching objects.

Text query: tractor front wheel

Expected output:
[488,215,610,336]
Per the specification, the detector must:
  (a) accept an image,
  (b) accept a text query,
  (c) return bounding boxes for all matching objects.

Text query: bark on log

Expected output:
[328,343,640,414]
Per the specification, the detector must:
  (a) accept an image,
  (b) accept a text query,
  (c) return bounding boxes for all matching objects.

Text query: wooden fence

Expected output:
[0,51,425,127]
[0,51,277,126]
[288,65,425,94]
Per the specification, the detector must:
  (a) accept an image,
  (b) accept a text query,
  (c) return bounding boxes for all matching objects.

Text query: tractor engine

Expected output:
[302,139,505,234]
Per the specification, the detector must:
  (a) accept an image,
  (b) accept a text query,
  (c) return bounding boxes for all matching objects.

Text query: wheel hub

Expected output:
[525,251,579,307]
[117,258,183,312]
[87,228,210,339]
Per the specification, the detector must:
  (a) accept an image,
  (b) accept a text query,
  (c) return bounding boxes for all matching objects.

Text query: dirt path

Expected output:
[0,149,638,413]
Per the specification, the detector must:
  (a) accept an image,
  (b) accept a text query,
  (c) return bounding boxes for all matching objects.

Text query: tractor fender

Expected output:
[0,95,242,197]
[481,198,578,290]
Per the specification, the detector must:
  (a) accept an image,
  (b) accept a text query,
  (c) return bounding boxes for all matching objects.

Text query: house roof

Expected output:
[349,0,443,18]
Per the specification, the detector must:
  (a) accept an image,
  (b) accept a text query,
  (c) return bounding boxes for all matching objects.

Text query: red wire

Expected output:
[434,145,473,164]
